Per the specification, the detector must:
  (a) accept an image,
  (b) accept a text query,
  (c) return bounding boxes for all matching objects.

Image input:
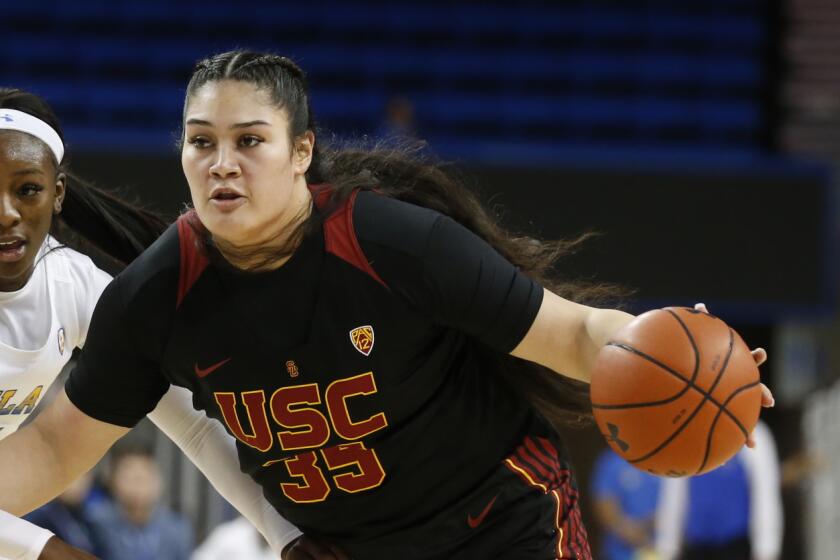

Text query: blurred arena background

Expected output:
[4,0,840,558]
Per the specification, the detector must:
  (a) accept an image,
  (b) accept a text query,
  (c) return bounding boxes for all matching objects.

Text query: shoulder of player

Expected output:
[38,238,109,307]
[45,239,110,282]
[351,190,444,258]
[110,222,181,310]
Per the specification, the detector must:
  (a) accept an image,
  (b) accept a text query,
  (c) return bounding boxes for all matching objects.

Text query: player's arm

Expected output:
[0,391,132,560]
[515,300,773,415]
[149,386,303,556]
[356,195,774,416]
[511,290,633,383]
[0,389,127,516]
[75,243,305,552]
[353,194,632,383]
[0,275,158,515]
[513,297,775,413]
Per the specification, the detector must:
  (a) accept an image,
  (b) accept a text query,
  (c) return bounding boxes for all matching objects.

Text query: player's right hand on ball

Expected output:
[694,302,775,449]
[281,535,351,560]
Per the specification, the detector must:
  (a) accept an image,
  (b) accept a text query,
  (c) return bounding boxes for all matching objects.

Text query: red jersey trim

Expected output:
[176,188,386,308]
[312,185,388,289]
[176,211,209,308]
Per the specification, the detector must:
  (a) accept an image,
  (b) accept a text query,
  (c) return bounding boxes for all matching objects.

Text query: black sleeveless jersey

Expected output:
[66,189,548,554]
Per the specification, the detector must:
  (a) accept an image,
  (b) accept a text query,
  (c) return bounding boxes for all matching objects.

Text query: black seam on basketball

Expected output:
[666,309,701,384]
[695,380,761,473]
[592,341,742,433]
[627,397,710,464]
[704,329,735,397]
[694,329,737,473]
[715,381,760,437]
[696,381,761,474]
[695,329,735,472]
[667,310,749,439]
[592,342,712,409]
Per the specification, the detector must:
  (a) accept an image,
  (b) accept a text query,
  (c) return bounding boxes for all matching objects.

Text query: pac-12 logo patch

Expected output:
[349,325,374,356]
[57,327,65,355]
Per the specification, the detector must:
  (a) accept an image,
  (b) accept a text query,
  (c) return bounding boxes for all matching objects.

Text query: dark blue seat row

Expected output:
[0,1,769,162]
[0,34,762,90]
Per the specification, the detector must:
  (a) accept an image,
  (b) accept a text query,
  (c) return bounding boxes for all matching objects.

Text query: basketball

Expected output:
[590,307,762,477]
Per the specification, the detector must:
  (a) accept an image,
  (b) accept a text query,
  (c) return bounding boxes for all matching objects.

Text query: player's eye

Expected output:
[187,136,212,149]
[19,183,44,197]
[239,135,263,148]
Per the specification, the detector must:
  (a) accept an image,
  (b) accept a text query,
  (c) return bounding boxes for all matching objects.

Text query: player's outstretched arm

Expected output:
[148,386,303,556]
[0,389,128,516]
[513,291,776,413]
[511,288,635,383]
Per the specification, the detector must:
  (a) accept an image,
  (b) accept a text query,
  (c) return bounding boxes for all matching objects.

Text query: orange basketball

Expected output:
[590,307,762,477]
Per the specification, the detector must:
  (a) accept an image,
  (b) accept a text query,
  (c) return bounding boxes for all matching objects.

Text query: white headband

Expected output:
[0,109,64,163]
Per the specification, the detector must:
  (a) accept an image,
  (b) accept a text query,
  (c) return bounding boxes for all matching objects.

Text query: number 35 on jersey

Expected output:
[213,371,388,503]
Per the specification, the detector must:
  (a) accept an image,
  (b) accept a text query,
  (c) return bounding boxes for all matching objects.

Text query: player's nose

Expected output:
[0,192,21,229]
[209,145,241,179]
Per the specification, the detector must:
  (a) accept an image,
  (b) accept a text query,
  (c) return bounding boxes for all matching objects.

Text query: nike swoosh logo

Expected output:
[467,494,498,529]
[194,358,232,378]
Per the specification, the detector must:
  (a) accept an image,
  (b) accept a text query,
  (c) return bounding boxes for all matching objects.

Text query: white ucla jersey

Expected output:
[0,237,111,438]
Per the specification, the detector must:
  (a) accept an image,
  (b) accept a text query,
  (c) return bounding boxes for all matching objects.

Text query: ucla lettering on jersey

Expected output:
[0,237,111,438]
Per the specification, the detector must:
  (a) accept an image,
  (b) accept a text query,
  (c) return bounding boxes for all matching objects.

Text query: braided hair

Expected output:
[184,51,312,140]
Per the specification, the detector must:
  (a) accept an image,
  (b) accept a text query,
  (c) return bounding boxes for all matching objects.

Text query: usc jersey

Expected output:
[67,189,588,558]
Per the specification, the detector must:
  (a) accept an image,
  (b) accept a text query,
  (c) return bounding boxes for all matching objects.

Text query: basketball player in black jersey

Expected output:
[0,51,772,560]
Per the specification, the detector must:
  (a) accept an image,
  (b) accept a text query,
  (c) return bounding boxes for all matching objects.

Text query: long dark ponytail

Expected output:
[184,51,620,429]
[314,144,620,428]
[0,88,167,270]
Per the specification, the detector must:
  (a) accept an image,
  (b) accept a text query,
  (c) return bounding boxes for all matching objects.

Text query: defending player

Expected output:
[0,89,308,559]
[0,53,771,559]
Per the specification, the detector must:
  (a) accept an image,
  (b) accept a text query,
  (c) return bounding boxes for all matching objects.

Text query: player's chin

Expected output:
[205,216,263,249]
[0,254,35,288]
